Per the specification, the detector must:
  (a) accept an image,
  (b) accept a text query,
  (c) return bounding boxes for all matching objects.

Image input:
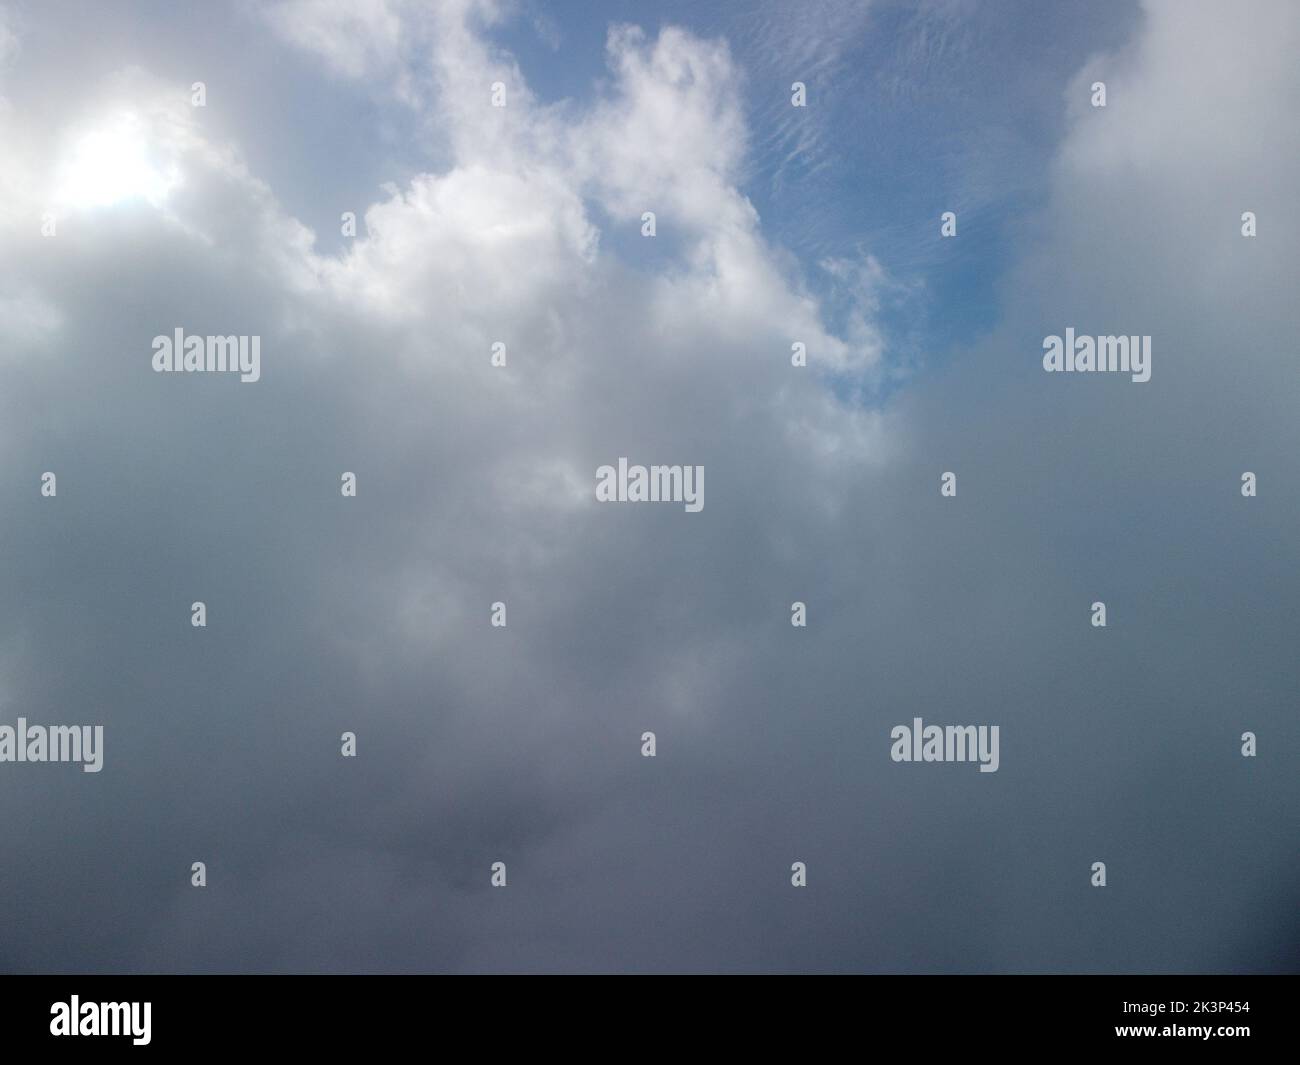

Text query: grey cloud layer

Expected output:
[0,0,1295,972]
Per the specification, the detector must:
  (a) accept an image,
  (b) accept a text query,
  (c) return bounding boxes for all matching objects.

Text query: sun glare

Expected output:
[55,112,178,209]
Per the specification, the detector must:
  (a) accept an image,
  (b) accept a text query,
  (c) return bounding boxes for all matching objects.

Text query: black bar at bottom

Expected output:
[0,974,1287,1052]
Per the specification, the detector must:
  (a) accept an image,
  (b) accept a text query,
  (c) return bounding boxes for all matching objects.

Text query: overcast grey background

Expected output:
[0,0,1295,972]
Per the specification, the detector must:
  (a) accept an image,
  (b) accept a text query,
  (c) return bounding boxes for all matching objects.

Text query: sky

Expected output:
[0,0,1296,973]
